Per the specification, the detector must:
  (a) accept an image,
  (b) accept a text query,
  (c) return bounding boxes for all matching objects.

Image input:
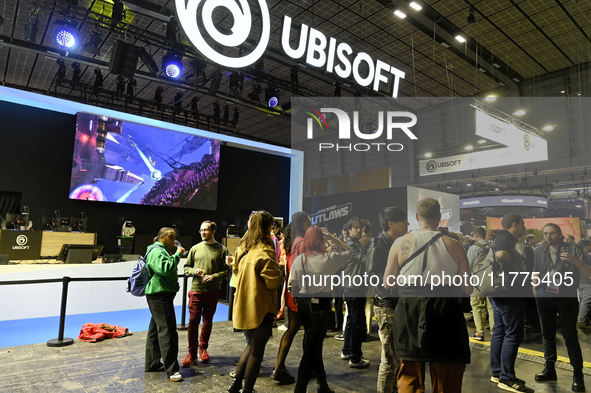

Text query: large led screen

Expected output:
[69,113,220,210]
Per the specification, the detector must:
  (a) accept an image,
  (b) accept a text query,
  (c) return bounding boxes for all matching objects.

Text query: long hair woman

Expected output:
[271,212,311,384]
[227,211,283,393]
[144,227,186,382]
[290,225,351,393]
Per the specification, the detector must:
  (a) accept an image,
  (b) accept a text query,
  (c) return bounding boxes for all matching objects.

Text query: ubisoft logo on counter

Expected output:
[13,234,30,249]
[175,0,270,68]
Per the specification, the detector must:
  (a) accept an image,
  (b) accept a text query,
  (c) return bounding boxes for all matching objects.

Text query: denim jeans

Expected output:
[578,283,591,323]
[489,297,525,380]
[374,305,400,393]
[536,291,583,369]
[342,291,366,363]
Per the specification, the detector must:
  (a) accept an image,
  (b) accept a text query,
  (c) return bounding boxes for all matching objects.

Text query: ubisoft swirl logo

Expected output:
[175,0,271,68]
[426,160,437,173]
[16,235,28,246]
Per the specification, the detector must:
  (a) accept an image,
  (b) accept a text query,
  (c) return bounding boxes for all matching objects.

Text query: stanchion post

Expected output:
[47,276,74,347]
[177,274,189,331]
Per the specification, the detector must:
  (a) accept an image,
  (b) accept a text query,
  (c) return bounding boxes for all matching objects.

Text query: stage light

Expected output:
[222,105,230,125]
[191,97,199,116]
[231,107,239,127]
[228,72,244,100]
[542,125,554,131]
[186,58,207,85]
[409,2,422,11]
[265,87,279,108]
[139,47,159,75]
[467,5,475,24]
[249,83,262,101]
[126,79,136,96]
[71,62,81,82]
[55,23,77,48]
[25,7,39,42]
[455,35,466,43]
[208,71,221,95]
[116,75,126,95]
[333,81,341,97]
[394,10,406,18]
[213,102,220,123]
[514,109,526,116]
[93,68,103,89]
[424,152,432,158]
[174,92,183,110]
[56,59,66,79]
[82,30,102,56]
[465,145,474,151]
[290,66,299,93]
[154,86,164,103]
[162,51,182,79]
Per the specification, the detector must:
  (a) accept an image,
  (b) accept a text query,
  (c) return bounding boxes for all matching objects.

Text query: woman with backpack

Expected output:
[144,227,185,382]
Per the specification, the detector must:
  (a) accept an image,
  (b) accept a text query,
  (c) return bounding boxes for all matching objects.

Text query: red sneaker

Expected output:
[199,349,210,363]
[182,353,195,368]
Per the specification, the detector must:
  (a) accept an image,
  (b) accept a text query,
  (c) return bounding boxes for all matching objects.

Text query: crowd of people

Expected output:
[142,200,591,393]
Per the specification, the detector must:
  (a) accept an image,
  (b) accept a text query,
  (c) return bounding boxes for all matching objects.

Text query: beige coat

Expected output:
[232,243,283,330]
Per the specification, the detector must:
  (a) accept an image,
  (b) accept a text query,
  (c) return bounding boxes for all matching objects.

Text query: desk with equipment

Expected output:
[0,231,97,261]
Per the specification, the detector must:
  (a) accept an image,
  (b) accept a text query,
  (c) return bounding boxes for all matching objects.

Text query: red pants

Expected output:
[397,360,466,393]
[187,290,220,356]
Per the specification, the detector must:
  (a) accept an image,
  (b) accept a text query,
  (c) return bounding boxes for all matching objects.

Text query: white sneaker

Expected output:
[278,324,288,331]
[349,359,371,368]
[340,352,348,360]
[491,376,499,383]
[169,372,183,382]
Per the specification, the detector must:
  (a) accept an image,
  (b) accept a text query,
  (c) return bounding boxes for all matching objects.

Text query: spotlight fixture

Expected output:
[186,58,207,85]
[228,72,244,100]
[208,71,221,94]
[465,145,474,151]
[513,109,526,116]
[139,47,159,75]
[477,139,486,144]
[56,59,66,79]
[25,6,39,42]
[116,75,126,94]
[424,152,432,158]
[467,5,475,24]
[93,68,103,89]
[248,83,262,101]
[162,51,182,79]
[455,35,466,43]
[71,62,81,82]
[394,10,406,18]
[126,79,136,96]
[55,22,78,48]
[222,105,230,125]
[542,125,554,131]
[333,81,342,97]
[212,102,220,124]
[154,86,164,103]
[190,97,199,116]
[290,66,299,93]
[231,107,239,127]
[173,92,183,110]
[82,29,102,56]
[265,87,279,108]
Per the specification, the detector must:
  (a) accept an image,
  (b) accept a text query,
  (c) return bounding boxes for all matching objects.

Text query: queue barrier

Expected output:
[0,274,191,347]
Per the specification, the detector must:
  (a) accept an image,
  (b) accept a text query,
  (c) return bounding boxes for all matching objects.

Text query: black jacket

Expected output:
[533,241,589,295]
[343,236,366,291]
[366,231,397,307]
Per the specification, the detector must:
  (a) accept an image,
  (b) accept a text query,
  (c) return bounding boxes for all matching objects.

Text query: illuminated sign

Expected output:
[175,1,404,97]
[461,196,548,208]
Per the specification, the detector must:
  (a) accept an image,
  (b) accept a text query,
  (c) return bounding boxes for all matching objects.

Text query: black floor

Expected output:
[2,319,591,392]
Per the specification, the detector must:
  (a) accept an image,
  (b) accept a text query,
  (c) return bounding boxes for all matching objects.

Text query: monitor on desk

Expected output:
[57,244,103,263]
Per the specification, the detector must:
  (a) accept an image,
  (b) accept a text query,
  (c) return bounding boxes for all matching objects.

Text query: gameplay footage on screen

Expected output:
[69,113,220,210]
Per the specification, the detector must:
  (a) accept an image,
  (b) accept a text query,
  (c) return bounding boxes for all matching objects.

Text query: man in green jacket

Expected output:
[182,221,230,367]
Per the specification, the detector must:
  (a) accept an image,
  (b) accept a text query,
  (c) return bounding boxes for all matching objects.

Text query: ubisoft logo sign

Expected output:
[175,0,270,68]
[16,234,28,246]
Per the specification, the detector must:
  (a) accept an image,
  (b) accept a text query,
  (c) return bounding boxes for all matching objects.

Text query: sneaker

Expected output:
[199,349,210,363]
[340,352,349,360]
[491,376,500,383]
[498,378,533,393]
[278,324,288,331]
[334,333,345,341]
[182,354,195,368]
[270,367,295,384]
[349,359,371,368]
[169,372,183,382]
[472,332,484,341]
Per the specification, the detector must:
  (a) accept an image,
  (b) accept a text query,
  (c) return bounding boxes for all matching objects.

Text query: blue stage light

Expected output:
[162,51,182,79]
[265,87,279,108]
[55,26,76,48]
